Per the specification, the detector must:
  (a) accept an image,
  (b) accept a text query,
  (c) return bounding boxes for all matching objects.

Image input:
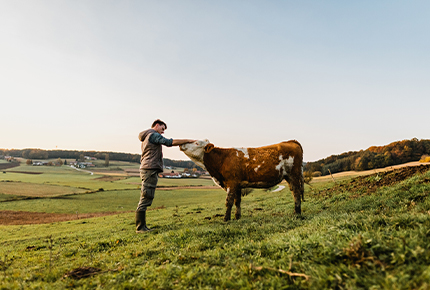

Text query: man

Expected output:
[136,119,195,233]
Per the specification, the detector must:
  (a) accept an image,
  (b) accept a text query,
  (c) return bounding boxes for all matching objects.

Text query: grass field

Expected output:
[1,162,430,289]
[0,187,228,214]
[1,163,214,191]
[0,182,87,197]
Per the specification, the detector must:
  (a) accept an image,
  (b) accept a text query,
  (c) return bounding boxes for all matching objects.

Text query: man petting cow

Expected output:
[136,119,195,233]
[136,119,304,233]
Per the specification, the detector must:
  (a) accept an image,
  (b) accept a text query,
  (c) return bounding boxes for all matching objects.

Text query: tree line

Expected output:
[304,138,430,176]
[0,148,199,169]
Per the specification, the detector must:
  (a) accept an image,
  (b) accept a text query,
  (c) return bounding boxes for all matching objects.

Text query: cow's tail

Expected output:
[294,140,305,201]
[294,140,305,202]
[301,162,305,201]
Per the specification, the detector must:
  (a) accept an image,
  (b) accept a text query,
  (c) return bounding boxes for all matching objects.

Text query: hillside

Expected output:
[1,164,430,288]
[305,138,430,176]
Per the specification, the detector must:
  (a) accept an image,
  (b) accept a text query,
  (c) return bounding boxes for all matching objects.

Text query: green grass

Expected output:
[1,169,430,289]
[0,172,135,191]
[0,188,228,214]
[0,193,22,202]
[0,182,87,197]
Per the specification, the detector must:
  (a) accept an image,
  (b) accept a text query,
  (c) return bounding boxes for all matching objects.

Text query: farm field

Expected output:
[0,162,430,288]
[0,182,87,197]
[0,162,217,212]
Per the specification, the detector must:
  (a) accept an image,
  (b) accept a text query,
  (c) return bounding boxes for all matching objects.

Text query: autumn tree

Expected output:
[78,154,85,162]
[105,153,109,167]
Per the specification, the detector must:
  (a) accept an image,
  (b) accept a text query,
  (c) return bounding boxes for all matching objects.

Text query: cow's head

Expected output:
[180,139,211,169]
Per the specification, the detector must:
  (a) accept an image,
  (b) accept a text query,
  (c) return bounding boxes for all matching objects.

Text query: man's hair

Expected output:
[151,119,167,129]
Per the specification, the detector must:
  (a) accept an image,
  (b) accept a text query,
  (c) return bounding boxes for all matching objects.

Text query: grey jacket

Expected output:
[138,129,168,172]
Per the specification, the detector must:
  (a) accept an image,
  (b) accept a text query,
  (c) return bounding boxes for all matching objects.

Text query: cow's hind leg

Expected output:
[234,189,242,220]
[224,186,240,222]
[286,175,304,215]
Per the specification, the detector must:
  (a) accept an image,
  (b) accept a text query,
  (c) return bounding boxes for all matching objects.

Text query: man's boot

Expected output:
[136,211,152,233]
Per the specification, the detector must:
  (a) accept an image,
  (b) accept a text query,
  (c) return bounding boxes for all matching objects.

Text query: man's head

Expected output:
[151,119,167,134]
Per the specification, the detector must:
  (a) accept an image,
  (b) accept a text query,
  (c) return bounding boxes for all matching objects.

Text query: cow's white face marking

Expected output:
[235,148,249,159]
[254,165,261,172]
[179,139,210,169]
[275,155,294,173]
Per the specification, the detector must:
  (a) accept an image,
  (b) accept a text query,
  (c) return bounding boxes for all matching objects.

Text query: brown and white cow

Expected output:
[180,140,304,221]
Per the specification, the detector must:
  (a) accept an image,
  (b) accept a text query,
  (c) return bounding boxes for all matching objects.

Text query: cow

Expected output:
[180,140,304,222]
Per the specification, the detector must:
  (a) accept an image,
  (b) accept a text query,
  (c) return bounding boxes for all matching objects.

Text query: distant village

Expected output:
[1,155,96,168]
[160,166,207,179]
[30,156,97,168]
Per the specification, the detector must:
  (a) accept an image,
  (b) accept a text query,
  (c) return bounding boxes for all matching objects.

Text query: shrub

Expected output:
[419,155,430,163]
[312,171,322,177]
[304,171,313,184]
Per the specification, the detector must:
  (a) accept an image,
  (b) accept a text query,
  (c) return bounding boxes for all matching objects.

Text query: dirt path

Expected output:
[69,165,93,175]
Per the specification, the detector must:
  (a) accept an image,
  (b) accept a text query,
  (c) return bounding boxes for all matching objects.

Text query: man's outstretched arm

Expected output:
[148,133,195,147]
[171,139,196,146]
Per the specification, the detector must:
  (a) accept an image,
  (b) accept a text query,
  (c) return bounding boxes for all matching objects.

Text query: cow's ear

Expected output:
[204,143,214,153]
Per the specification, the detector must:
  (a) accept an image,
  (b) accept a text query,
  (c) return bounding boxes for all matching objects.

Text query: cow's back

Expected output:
[239,140,303,187]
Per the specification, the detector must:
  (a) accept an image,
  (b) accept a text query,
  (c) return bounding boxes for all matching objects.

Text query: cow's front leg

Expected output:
[234,189,242,220]
[224,187,235,222]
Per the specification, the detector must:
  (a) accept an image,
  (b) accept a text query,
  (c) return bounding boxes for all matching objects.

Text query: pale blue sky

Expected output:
[1,1,429,161]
